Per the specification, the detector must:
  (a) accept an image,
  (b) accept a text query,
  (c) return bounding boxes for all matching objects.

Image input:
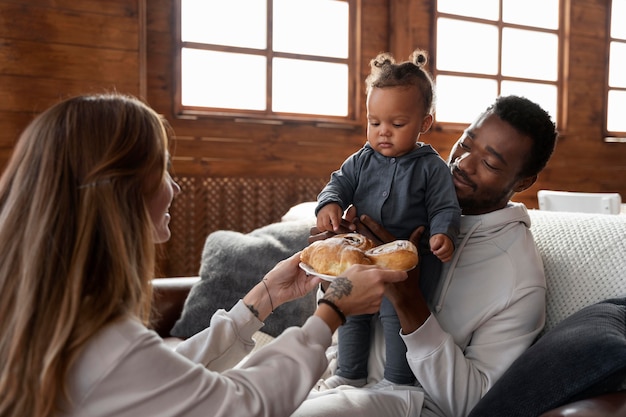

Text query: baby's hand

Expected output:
[430,234,454,262]
[316,203,344,232]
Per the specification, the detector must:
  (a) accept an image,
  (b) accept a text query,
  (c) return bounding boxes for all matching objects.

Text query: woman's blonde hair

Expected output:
[0,93,169,416]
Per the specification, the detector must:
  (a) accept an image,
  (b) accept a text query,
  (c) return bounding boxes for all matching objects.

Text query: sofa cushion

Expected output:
[467,297,626,417]
[528,210,626,334]
[170,219,316,338]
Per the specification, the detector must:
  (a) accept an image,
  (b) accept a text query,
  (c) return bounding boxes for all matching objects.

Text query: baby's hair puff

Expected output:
[365,48,436,114]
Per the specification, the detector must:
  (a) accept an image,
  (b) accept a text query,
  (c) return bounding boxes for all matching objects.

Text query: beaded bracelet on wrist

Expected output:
[317,298,347,325]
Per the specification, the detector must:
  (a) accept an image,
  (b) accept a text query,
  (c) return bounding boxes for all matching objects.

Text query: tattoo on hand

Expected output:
[326,277,353,302]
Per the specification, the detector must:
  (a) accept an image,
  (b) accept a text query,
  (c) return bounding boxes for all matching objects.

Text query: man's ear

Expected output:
[420,114,434,133]
[514,175,537,193]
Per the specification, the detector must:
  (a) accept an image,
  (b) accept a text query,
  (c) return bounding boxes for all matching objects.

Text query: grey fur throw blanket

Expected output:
[171,219,317,338]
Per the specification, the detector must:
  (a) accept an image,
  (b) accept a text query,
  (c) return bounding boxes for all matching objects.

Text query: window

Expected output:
[606,0,626,138]
[434,0,562,126]
[177,0,357,124]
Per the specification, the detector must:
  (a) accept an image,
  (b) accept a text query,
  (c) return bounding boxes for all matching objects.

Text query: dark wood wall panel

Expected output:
[0,3,138,46]
[0,0,143,172]
[1,0,625,277]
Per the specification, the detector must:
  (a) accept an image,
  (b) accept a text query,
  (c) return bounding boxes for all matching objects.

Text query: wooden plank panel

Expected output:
[147,30,173,62]
[0,110,37,146]
[0,3,139,48]
[570,0,607,38]
[0,146,15,165]
[0,39,139,82]
[145,0,172,33]
[390,0,433,58]
[171,136,358,167]
[0,74,140,113]
[2,0,137,15]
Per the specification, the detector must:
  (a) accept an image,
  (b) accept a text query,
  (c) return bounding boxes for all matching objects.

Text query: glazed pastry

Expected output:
[301,233,418,276]
[365,240,418,271]
[335,233,376,251]
[301,237,371,276]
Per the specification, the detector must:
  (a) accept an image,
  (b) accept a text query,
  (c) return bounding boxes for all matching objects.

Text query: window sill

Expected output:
[604,137,626,143]
[175,109,362,130]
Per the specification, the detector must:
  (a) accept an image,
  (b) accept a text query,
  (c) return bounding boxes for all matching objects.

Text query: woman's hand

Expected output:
[264,253,322,306]
[243,253,321,321]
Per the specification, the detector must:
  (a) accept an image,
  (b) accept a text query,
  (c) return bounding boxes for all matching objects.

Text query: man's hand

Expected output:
[357,214,398,245]
[314,264,408,333]
[384,225,431,334]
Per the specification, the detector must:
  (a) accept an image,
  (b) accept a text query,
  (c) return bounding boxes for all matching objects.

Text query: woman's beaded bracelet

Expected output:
[317,298,347,325]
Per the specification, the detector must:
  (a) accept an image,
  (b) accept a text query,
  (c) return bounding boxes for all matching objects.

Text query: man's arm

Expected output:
[372,223,431,333]
[403,287,546,417]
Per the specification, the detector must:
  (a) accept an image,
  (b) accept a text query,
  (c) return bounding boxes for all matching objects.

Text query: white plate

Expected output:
[299,262,337,281]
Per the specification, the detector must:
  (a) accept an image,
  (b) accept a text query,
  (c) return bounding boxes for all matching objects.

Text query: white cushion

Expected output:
[528,209,626,333]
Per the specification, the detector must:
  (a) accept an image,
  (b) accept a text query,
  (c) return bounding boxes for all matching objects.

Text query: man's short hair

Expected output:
[488,95,558,178]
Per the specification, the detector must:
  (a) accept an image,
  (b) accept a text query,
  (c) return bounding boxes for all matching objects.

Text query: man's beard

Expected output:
[449,161,517,213]
[457,183,515,214]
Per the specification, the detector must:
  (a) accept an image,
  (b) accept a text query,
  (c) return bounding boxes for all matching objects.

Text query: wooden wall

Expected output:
[0,0,145,159]
[1,0,625,277]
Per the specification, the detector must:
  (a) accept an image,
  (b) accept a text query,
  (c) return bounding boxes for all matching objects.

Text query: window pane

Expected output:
[181,49,266,110]
[437,0,499,20]
[501,81,558,122]
[274,0,348,58]
[607,90,626,132]
[609,42,626,87]
[435,76,498,123]
[502,29,558,81]
[273,58,348,116]
[437,18,499,74]
[181,0,266,49]
[503,0,559,29]
[611,0,626,40]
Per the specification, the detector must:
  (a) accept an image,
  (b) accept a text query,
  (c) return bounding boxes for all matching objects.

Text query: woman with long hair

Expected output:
[0,93,407,417]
